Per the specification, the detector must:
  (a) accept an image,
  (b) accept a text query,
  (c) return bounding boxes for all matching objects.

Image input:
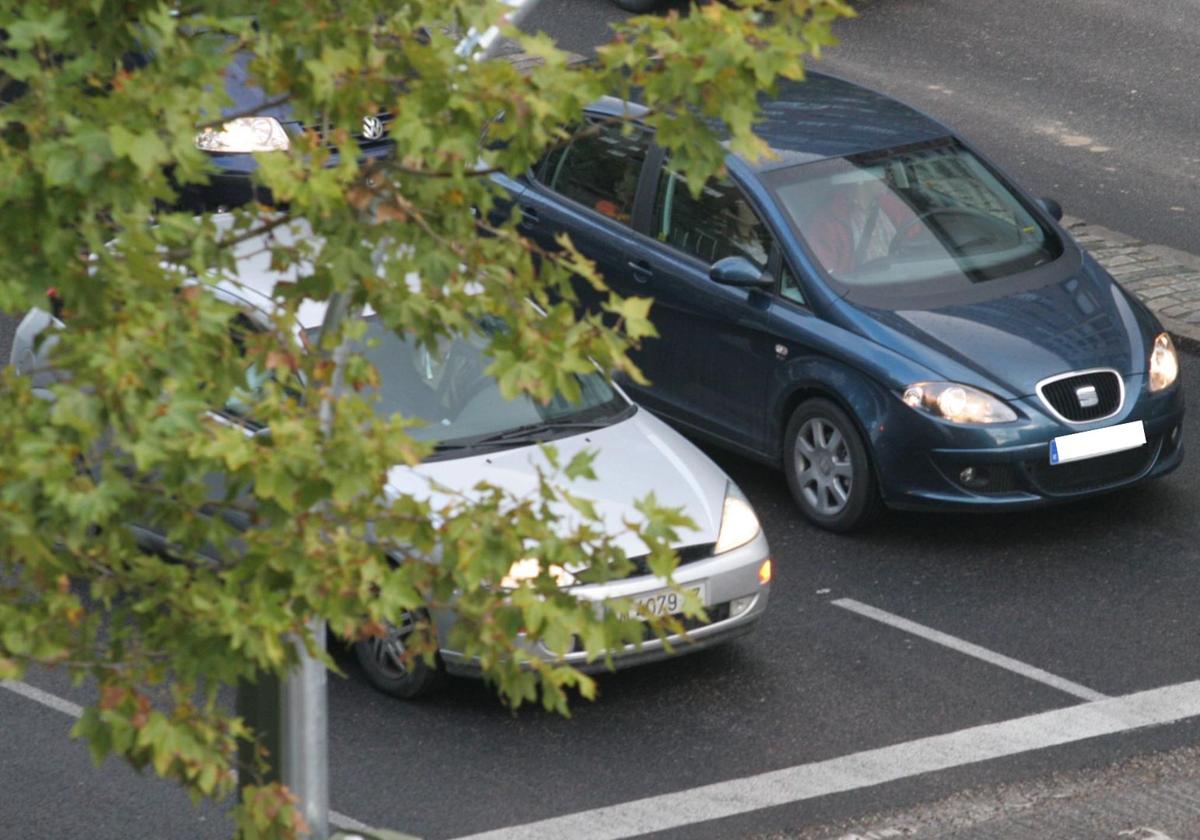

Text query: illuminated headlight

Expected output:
[714,483,761,555]
[500,557,576,590]
[1149,332,1179,392]
[195,117,290,153]
[902,381,1017,424]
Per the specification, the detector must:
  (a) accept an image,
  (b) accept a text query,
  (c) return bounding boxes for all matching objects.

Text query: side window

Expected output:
[653,170,771,268]
[779,263,806,306]
[538,122,649,225]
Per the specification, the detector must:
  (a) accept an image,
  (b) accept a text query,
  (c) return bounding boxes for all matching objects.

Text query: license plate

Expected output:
[1050,420,1146,465]
[629,583,707,618]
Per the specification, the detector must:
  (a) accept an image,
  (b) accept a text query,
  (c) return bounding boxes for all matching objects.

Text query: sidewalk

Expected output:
[790,743,1200,840]
[1067,218,1200,352]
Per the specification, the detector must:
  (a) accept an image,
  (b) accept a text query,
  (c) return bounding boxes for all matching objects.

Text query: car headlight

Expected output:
[500,557,576,589]
[714,483,761,555]
[902,381,1017,424]
[1149,332,1179,392]
[195,117,290,153]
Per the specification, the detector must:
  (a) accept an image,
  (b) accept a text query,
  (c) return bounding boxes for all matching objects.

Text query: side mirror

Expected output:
[709,256,772,289]
[1037,197,1063,222]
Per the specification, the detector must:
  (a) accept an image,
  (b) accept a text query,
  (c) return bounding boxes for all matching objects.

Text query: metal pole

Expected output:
[280,288,355,840]
[281,618,330,839]
[273,3,543,828]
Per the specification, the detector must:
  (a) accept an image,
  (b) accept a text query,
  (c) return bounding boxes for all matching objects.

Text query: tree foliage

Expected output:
[0,0,852,835]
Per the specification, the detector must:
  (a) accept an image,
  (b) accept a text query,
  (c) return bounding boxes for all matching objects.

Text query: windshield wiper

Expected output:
[432,415,626,454]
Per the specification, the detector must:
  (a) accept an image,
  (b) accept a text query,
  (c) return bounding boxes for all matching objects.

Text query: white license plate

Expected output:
[630,583,707,618]
[1050,420,1146,465]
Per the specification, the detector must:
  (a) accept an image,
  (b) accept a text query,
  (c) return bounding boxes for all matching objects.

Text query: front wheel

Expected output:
[784,398,880,533]
[354,610,443,699]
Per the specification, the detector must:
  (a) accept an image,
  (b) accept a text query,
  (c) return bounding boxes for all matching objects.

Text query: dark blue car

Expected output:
[500,73,1185,531]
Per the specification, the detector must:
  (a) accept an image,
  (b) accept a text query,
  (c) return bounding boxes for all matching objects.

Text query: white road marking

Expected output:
[1,678,368,834]
[831,598,1109,702]
[2,677,86,718]
[453,680,1200,840]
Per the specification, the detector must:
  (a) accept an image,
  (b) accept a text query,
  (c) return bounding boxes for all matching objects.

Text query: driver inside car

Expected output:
[802,173,917,275]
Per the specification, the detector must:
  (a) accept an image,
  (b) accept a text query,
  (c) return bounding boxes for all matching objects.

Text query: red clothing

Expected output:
[804,186,916,275]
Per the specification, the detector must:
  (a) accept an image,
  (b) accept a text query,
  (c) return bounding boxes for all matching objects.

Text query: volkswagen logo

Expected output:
[361,115,385,141]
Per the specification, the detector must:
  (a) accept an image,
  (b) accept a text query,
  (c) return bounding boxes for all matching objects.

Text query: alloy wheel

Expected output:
[794,416,854,516]
[365,612,417,679]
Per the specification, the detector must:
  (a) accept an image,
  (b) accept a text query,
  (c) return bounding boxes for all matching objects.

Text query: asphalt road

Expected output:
[3,353,1197,839]
[5,3,1200,838]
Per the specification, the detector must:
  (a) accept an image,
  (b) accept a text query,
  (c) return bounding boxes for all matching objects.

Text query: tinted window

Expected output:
[653,170,771,268]
[539,123,648,224]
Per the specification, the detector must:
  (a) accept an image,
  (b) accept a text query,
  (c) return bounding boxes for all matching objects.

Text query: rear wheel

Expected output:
[784,398,880,533]
[353,610,443,699]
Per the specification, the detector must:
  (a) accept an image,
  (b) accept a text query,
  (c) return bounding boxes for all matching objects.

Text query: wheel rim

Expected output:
[366,612,417,679]
[794,416,854,516]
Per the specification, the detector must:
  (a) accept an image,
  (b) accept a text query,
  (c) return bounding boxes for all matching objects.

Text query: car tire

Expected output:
[612,0,665,11]
[784,398,880,533]
[353,610,444,700]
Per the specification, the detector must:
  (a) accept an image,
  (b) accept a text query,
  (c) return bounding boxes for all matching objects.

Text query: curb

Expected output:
[1064,216,1200,355]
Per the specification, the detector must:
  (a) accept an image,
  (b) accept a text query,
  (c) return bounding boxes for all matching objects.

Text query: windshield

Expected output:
[317,317,630,451]
[766,139,1062,300]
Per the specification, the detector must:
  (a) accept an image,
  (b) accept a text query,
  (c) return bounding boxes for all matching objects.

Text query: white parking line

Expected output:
[2,677,86,718]
[831,598,1109,702]
[0,678,370,834]
[453,679,1200,840]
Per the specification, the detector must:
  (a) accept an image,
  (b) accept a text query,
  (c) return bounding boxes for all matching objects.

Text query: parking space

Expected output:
[3,353,1197,840]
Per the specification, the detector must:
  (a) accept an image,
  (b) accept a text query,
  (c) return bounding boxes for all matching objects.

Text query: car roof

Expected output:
[748,72,951,169]
[586,71,950,172]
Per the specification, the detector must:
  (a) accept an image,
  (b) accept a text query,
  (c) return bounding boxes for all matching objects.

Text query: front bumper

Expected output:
[875,374,1185,511]
[175,139,395,211]
[438,530,772,677]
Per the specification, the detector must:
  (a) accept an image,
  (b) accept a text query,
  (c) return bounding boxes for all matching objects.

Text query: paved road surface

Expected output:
[4,4,1200,838]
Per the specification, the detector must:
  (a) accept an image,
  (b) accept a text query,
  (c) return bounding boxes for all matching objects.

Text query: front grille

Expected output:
[627,543,715,578]
[640,602,731,641]
[1023,435,1160,495]
[303,112,395,147]
[1038,369,1123,422]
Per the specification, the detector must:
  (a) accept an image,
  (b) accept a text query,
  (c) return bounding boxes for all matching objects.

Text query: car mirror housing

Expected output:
[1037,197,1064,221]
[709,256,772,289]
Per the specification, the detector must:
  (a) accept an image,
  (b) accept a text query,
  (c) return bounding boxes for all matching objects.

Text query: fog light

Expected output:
[958,466,992,490]
[730,595,757,617]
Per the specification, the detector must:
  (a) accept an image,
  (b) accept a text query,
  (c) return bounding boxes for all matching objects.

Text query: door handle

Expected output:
[627,259,653,283]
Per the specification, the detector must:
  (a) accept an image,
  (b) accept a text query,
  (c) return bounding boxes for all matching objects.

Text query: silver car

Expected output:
[10,222,772,700]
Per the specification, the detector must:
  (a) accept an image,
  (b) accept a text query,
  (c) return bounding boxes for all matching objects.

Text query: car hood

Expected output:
[383,409,729,558]
[854,261,1150,398]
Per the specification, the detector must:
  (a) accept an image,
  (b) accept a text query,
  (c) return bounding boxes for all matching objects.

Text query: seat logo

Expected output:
[1076,384,1099,408]
[361,115,385,141]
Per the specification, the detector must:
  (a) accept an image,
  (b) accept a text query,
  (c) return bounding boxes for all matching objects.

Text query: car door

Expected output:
[626,165,778,454]
[514,119,656,313]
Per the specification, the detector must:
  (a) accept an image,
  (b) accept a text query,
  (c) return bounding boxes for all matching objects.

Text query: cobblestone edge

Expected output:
[1065,216,1200,355]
